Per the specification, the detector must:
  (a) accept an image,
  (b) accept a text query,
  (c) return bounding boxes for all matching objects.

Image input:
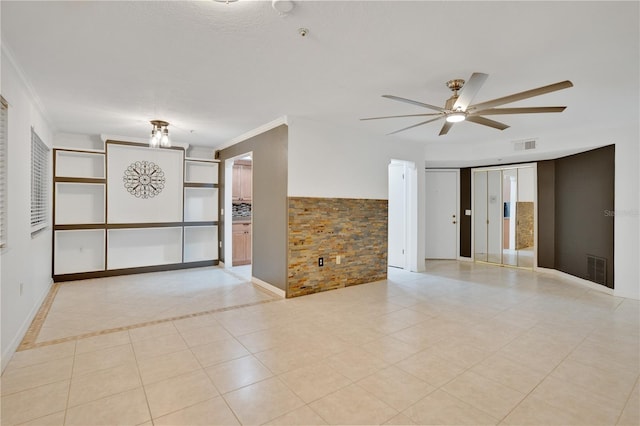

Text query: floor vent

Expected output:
[513,139,537,151]
[586,254,607,286]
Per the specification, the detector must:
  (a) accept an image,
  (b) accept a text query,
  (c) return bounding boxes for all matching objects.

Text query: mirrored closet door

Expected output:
[473,165,535,268]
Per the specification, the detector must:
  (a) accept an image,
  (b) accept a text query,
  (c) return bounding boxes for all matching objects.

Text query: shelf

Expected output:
[185,160,218,184]
[55,150,105,179]
[184,187,218,222]
[54,230,105,275]
[184,226,218,262]
[107,227,183,269]
[55,182,105,224]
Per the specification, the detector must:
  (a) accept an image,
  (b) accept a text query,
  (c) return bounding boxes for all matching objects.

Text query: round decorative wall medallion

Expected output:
[123,161,165,199]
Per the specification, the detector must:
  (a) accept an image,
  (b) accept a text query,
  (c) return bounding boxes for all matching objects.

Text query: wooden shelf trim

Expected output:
[184,182,218,188]
[54,177,106,184]
[53,260,218,282]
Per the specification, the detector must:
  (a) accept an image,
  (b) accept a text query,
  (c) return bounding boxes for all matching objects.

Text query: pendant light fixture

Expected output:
[149,120,171,148]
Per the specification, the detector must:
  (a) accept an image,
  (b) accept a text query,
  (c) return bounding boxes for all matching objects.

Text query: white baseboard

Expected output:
[252,276,286,298]
[457,256,473,262]
[535,267,614,295]
[1,279,53,373]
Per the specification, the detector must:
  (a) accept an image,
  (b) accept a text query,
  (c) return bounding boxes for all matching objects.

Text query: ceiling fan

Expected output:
[361,73,573,136]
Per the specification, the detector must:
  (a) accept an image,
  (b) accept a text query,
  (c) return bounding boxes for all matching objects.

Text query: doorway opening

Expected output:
[472,164,536,268]
[224,153,253,276]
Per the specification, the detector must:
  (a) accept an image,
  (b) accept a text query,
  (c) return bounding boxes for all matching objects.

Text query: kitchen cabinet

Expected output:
[232,160,252,202]
[232,222,252,265]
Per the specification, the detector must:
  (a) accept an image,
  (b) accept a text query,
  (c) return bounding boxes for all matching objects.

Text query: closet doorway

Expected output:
[473,165,536,268]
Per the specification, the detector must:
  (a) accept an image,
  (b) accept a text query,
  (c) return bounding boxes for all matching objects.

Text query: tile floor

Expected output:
[1,261,638,425]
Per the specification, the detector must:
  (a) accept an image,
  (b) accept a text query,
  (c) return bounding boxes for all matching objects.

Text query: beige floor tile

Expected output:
[0,357,73,395]
[383,412,417,425]
[75,330,131,354]
[441,370,525,420]
[172,314,221,333]
[132,332,188,360]
[361,336,422,364]
[403,389,498,425]
[5,342,76,371]
[129,322,179,342]
[153,396,240,426]
[136,349,202,385]
[396,350,466,387]
[470,353,547,394]
[428,340,491,369]
[501,396,595,425]
[65,387,150,426]
[15,410,65,426]
[177,323,233,347]
[72,343,136,376]
[205,355,273,394]
[68,361,141,407]
[357,365,435,411]
[0,381,69,425]
[254,343,327,375]
[326,347,389,382]
[145,369,219,419]
[223,377,305,425]
[264,405,328,425]
[618,380,639,426]
[551,358,639,403]
[190,337,250,367]
[279,360,352,403]
[309,383,398,425]
[529,375,626,425]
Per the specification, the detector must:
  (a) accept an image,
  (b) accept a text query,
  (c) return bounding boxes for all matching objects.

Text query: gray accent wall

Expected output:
[218,125,288,292]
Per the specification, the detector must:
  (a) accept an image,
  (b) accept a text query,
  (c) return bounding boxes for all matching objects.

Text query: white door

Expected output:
[425,170,458,259]
[388,162,406,268]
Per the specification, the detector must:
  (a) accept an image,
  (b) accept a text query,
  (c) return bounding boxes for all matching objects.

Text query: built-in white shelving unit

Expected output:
[52,141,219,281]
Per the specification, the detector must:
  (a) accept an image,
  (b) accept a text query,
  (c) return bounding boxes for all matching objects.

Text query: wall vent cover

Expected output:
[586,254,607,286]
[513,139,537,151]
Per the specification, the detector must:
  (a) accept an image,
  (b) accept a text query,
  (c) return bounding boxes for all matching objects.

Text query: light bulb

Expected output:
[160,128,170,147]
[446,112,466,123]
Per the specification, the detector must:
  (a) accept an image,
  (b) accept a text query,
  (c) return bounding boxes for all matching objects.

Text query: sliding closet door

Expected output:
[487,170,502,264]
[516,167,535,268]
[473,171,488,262]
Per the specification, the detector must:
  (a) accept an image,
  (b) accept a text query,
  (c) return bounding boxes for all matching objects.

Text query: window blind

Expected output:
[31,127,49,232]
[0,98,7,246]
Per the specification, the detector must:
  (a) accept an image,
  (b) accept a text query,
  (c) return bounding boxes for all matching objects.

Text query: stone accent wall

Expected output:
[288,197,388,297]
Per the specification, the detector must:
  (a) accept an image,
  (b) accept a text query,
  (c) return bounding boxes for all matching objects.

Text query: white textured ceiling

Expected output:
[1,1,638,149]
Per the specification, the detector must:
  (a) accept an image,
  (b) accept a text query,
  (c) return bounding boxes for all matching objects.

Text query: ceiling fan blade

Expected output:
[382,95,446,112]
[468,80,573,111]
[466,115,510,131]
[387,116,445,135]
[471,106,567,116]
[439,121,454,136]
[360,112,443,121]
[453,72,489,111]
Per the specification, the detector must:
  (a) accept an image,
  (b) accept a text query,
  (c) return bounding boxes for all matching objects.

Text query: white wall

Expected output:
[287,116,426,270]
[1,48,55,371]
[425,123,640,300]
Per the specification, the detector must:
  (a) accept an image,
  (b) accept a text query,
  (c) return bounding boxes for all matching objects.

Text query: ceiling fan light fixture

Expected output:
[446,111,466,123]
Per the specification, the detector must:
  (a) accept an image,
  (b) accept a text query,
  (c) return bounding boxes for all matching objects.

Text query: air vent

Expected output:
[513,139,537,151]
[586,254,607,286]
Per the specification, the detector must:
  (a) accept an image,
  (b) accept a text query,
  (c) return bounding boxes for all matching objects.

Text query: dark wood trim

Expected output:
[106,222,184,229]
[54,177,106,184]
[183,221,218,227]
[53,260,218,282]
[184,182,218,188]
[185,158,219,164]
[55,224,106,231]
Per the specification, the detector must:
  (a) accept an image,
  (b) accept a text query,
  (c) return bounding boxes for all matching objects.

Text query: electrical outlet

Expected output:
[318,257,324,267]
[336,255,341,264]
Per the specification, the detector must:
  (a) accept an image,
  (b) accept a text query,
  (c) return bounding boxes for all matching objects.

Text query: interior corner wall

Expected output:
[1,50,54,371]
[217,125,288,292]
[554,145,615,288]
